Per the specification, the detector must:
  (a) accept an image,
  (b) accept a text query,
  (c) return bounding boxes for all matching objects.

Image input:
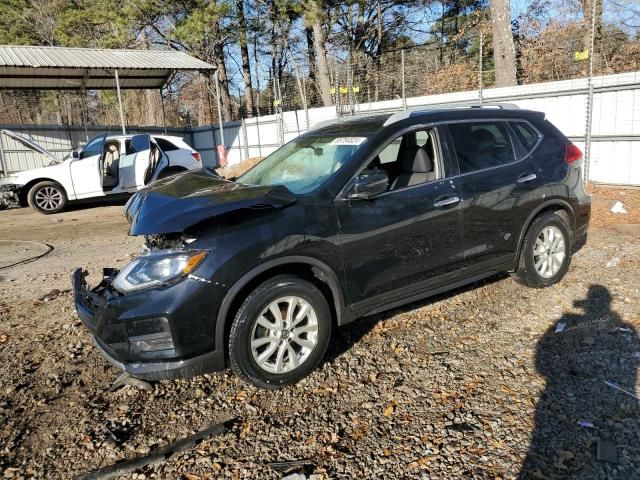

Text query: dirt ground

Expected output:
[0,187,639,479]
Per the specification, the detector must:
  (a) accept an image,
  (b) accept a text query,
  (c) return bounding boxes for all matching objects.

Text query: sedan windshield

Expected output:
[237,135,368,194]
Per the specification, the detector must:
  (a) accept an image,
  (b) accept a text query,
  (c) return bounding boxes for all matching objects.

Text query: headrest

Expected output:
[402,145,433,173]
[472,128,497,150]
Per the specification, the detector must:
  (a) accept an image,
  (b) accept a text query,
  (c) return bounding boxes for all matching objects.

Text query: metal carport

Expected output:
[0,44,216,176]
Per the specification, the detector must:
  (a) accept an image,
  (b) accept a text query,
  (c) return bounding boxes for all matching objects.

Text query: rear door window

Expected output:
[448,121,516,174]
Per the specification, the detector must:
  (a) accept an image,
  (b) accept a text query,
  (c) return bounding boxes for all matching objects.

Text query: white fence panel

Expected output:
[2,71,640,185]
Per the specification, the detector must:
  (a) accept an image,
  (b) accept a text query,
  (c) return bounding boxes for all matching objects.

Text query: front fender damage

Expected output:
[0,184,21,209]
[124,169,297,235]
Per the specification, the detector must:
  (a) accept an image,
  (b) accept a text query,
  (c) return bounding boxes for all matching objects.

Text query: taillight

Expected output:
[565,143,582,164]
[192,151,201,162]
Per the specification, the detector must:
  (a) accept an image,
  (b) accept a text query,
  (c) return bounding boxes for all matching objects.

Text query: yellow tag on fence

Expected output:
[339,86,349,94]
[575,49,589,61]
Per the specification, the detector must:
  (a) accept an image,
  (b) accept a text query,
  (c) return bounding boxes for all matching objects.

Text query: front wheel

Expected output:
[513,212,572,288]
[229,275,332,389]
[27,181,67,214]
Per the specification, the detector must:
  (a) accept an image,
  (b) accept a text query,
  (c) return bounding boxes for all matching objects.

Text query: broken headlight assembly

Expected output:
[112,249,208,293]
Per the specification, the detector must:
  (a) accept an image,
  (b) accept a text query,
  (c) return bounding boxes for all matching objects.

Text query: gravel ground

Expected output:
[0,188,639,479]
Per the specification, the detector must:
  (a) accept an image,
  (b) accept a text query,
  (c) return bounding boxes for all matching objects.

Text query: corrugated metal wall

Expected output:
[2,71,639,185]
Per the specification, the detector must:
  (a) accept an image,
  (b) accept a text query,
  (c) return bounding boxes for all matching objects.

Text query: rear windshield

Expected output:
[238,135,369,194]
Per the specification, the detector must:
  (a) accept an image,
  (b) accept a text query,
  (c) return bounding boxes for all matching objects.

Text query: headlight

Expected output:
[112,249,208,293]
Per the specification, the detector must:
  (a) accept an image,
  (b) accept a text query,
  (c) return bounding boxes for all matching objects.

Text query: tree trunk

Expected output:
[490,0,517,87]
[236,0,254,117]
[305,25,316,84]
[311,20,333,107]
[140,31,158,125]
[212,21,233,122]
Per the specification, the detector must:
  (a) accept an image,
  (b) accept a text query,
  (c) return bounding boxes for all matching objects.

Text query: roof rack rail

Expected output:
[382,102,521,126]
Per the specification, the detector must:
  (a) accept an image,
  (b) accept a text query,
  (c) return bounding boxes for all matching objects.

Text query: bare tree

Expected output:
[490,0,517,86]
[306,1,333,107]
[236,0,255,116]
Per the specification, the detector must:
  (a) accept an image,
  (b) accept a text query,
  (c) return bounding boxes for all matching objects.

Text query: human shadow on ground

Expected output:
[520,285,640,478]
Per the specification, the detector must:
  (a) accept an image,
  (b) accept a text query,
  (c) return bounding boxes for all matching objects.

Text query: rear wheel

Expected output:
[229,275,332,389]
[513,212,571,288]
[27,181,67,214]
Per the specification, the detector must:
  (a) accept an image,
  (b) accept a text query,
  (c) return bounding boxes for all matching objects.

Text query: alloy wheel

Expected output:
[533,225,566,279]
[250,296,319,374]
[34,186,63,212]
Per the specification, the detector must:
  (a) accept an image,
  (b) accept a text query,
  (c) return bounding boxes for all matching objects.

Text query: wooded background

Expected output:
[0,0,638,128]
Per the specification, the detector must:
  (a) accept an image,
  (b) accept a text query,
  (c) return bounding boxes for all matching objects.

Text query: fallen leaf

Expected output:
[383,403,395,416]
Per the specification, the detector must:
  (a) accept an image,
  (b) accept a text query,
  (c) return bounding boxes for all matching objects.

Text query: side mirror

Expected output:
[348,169,388,200]
[72,150,80,159]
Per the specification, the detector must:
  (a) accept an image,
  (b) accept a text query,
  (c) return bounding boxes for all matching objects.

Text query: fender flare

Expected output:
[214,255,346,351]
[515,198,576,264]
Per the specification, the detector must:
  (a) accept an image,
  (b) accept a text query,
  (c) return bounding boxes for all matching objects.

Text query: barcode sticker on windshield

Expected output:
[330,137,367,146]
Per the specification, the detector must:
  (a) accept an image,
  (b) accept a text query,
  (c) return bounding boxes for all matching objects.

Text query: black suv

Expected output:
[73,106,591,388]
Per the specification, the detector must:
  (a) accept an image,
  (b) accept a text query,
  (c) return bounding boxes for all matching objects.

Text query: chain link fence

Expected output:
[1,0,639,182]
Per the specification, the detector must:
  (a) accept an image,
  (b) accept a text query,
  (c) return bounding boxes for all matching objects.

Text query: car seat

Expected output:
[390,145,436,190]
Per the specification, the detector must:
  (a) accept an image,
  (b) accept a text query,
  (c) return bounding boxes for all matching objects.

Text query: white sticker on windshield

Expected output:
[330,137,367,146]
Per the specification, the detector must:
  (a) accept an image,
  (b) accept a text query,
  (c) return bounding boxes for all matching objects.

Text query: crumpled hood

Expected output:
[125,168,297,235]
[1,129,60,164]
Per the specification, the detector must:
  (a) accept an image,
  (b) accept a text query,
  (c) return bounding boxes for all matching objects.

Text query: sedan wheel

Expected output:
[27,181,67,214]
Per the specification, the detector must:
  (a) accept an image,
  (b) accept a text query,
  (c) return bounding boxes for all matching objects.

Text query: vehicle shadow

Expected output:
[58,196,130,213]
[520,285,640,478]
[324,272,509,364]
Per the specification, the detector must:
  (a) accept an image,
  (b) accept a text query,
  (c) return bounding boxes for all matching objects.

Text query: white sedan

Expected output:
[0,131,202,214]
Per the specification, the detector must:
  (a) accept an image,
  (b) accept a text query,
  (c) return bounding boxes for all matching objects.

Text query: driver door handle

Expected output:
[433,196,460,208]
[517,173,537,183]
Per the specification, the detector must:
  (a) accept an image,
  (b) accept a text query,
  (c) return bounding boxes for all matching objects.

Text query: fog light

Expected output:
[130,332,174,352]
[127,317,174,352]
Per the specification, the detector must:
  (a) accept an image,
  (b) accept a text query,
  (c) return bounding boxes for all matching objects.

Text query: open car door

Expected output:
[143,138,169,185]
[69,133,106,198]
[117,134,151,191]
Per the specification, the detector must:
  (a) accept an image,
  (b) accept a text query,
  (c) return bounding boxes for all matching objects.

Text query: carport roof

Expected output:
[0,45,215,90]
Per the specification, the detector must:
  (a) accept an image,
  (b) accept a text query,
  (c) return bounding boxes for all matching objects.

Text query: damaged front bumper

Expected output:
[72,268,225,381]
[0,184,21,209]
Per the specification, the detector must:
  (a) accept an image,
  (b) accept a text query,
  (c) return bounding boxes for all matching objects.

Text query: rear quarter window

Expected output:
[154,138,180,151]
[510,121,542,157]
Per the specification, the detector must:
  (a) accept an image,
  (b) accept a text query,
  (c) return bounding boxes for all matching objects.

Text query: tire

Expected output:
[27,181,67,214]
[229,275,332,389]
[513,212,572,288]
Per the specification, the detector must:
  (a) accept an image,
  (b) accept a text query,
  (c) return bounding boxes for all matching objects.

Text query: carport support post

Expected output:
[159,88,167,135]
[214,70,226,148]
[114,69,126,135]
[0,132,7,177]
